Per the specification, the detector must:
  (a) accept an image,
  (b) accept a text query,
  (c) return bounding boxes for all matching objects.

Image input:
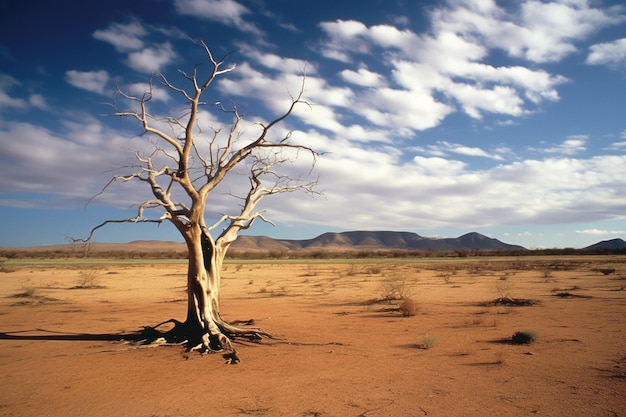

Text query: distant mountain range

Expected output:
[581,238,626,251]
[8,231,624,253]
[232,231,527,252]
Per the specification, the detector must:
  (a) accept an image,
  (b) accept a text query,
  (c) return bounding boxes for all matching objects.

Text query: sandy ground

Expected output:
[0,256,624,417]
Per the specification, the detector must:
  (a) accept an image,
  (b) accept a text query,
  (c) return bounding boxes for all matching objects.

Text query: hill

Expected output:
[231,231,527,252]
[4,231,526,255]
[582,238,626,251]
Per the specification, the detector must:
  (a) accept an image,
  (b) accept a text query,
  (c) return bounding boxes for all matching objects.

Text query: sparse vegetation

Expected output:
[72,268,104,289]
[380,275,416,302]
[486,277,538,306]
[398,298,418,317]
[0,255,622,416]
[511,329,539,345]
[417,334,437,349]
[13,283,37,298]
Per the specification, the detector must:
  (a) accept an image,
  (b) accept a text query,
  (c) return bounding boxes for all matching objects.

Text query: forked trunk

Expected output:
[159,224,271,363]
[182,226,234,353]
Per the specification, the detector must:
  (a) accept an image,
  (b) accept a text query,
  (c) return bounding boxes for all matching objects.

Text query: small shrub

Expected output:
[495,279,514,299]
[417,334,437,349]
[380,276,415,302]
[74,269,103,289]
[398,298,418,317]
[13,285,37,298]
[511,329,538,345]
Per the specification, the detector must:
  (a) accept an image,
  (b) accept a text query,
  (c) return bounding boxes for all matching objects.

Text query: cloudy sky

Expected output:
[1,0,625,249]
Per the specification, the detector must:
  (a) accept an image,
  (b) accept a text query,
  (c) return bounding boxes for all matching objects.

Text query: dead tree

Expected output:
[76,41,318,361]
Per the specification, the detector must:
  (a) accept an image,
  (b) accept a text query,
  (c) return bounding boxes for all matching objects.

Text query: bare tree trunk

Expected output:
[158,223,268,362]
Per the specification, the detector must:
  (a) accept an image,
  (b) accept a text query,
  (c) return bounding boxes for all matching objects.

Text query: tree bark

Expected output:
[157,223,269,362]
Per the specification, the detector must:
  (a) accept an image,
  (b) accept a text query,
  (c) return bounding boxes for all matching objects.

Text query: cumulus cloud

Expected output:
[93,20,177,73]
[542,136,587,155]
[125,43,177,73]
[93,21,147,52]
[316,3,573,126]
[340,68,386,87]
[586,38,626,67]
[433,0,625,63]
[252,144,626,232]
[65,70,109,94]
[0,120,130,199]
[174,0,263,36]
[125,82,171,102]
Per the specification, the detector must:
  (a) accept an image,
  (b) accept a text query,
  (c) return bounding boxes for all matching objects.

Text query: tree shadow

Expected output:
[0,326,164,344]
[0,320,256,364]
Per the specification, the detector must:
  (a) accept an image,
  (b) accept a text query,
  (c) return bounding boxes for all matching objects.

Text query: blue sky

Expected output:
[1,0,625,249]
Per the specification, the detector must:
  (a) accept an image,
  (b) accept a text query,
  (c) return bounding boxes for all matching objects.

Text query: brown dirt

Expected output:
[1,256,625,416]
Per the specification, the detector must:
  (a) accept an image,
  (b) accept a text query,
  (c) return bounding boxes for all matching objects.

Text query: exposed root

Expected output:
[136,317,272,363]
[216,318,273,341]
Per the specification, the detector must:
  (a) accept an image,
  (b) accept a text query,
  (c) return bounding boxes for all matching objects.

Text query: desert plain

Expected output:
[0,255,624,417]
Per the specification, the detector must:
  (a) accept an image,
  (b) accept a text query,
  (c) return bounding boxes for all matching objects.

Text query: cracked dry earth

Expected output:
[0,256,624,417]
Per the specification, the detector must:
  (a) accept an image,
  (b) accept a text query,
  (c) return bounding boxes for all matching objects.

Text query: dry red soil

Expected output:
[1,256,624,417]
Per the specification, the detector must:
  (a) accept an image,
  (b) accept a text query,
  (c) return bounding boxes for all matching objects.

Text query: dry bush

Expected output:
[398,298,418,317]
[416,334,437,349]
[380,275,416,302]
[511,329,539,344]
[13,284,37,298]
[73,268,104,289]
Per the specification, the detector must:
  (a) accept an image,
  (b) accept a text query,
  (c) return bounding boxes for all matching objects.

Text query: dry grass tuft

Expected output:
[398,298,418,317]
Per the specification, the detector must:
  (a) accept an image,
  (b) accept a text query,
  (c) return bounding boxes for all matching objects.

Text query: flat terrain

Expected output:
[0,256,624,416]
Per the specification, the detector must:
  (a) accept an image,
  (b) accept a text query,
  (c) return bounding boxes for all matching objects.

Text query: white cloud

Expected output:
[174,0,262,36]
[609,141,626,150]
[542,136,587,155]
[93,21,147,52]
[28,94,48,110]
[422,141,505,160]
[126,82,171,102]
[340,68,386,88]
[0,91,27,110]
[586,38,626,67]
[449,83,525,119]
[316,4,576,126]
[576,229,626,236]
[434,0,625,63]
[235,43,314,75]
[252,136,626,232]
[0,120,133,201]
[0,76,49,111]
[126,43,177,73]
[65,70,109,94]
[318,20,371,61]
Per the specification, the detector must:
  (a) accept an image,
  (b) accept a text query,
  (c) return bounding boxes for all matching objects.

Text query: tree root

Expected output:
[136,317,272,363]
